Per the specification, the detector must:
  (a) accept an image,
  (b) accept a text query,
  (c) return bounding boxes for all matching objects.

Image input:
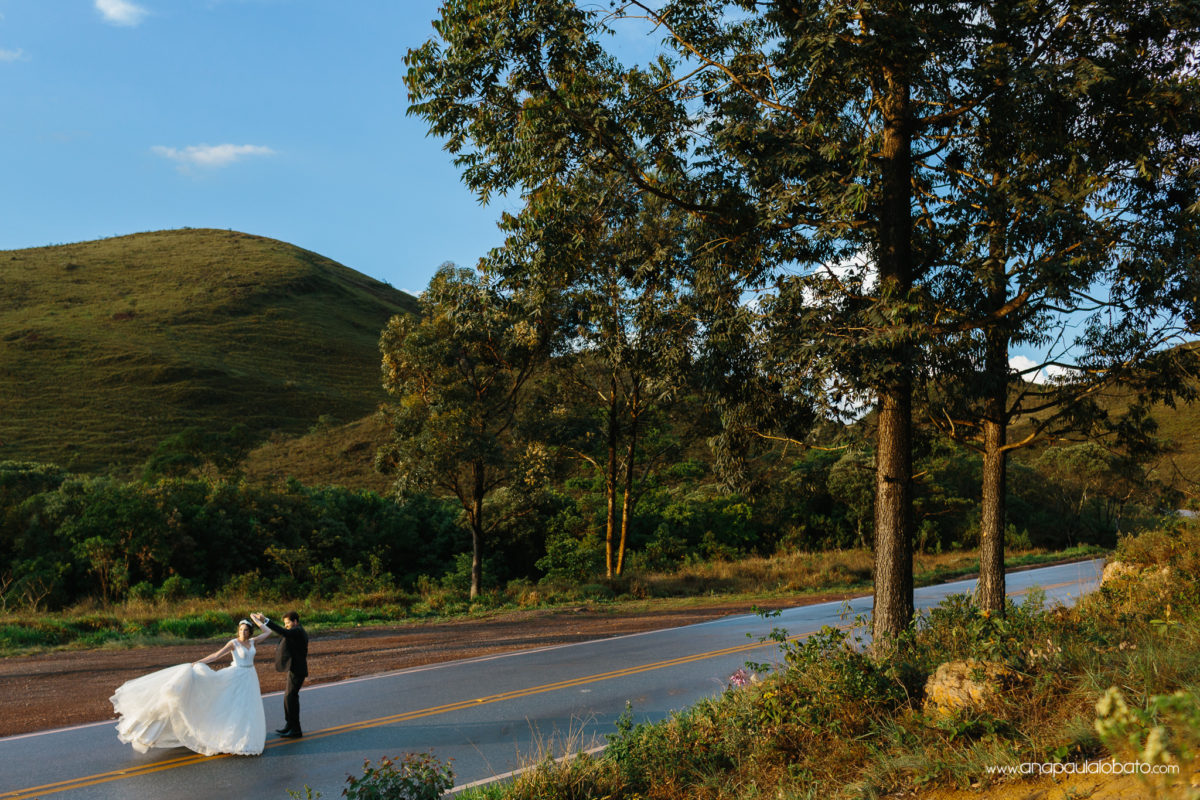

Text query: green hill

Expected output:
[242,412,395,493]
[0,228,417,474]
[1006,347,1200,498]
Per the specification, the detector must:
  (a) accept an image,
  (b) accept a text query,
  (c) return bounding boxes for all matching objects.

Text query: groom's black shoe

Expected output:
[275,727,292,735]
[279,730,303,738]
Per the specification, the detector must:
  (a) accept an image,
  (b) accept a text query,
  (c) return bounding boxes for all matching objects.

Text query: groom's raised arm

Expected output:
[253,612,284,636]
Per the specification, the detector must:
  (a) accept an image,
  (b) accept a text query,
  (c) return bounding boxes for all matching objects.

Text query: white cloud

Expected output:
[96,0,149,27]
[0,48,24,62]
[1009,355,1079,385]
[152,143,276,169]
[1009,355,1040,376]
[1041,363,1078,382]
[796,250,877,307]
[825,251,876,290]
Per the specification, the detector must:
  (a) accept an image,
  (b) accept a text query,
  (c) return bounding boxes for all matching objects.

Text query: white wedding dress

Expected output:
[110,639,266,756]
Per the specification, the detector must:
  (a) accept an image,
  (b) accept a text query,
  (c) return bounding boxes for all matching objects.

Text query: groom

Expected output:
[252,610,308,738]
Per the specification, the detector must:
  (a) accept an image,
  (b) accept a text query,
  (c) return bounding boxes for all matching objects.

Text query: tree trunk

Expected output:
[978,416,1007,612]
[616,382,642,577]
[470,459,485,599]
[977,228,1009,613]
[873,384,914,641]
[977,6,1013,616]
[872,59,915,644]
[605,374,619,578]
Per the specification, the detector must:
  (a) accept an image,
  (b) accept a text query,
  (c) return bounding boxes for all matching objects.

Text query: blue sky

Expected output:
[0,0,511,295]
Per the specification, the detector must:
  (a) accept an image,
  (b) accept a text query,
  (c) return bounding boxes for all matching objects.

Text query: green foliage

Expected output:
[604,700,742,798]
[1030,443,1133,547]
[536,530,606,584]
[0,463,463,610]
[1094,687,1200,780]
[440,553,501,596]
[0,439,1156,618]
[342,752,454,800]
[0,621,72,649]
[1114,523,1200,576]
[0,461,67,512]
[916,591,1052,669]
[289,751,454,800]
[485,164,700,579]
[155,611,235,640]
[458,751,619,800]
[141,424,253,482]
[157,575,195,602]
[756,625,909,742]
[620,487,764,572]
[825,450,874,548]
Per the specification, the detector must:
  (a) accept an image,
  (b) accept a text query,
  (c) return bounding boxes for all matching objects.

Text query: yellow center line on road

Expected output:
[2,574,1092,800]
[289,629,822,742]
[0,751,238,800]
[0,631,807,800]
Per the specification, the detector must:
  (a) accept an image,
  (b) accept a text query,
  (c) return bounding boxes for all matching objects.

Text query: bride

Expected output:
[110,617,272,756]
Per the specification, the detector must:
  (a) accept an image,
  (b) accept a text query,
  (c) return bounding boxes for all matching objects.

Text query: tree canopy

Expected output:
[407,0,1200,638]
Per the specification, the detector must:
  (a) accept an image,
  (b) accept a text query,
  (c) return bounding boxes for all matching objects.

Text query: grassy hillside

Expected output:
[1006,349,1200,499]
[1091,377,1200,498]
[242,412,394,492]
[1141,392,1200,498]
[0,228,417,474]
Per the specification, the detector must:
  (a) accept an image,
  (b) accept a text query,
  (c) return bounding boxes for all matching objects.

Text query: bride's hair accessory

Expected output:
[238,619,253,628]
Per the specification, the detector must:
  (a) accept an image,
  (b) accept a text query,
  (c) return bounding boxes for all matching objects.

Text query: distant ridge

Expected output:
[0,228,418,474]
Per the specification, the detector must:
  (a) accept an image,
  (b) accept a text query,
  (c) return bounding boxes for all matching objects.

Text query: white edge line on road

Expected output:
[449,745,607,795]
[0,719,114,742]
[0,557,1106,744]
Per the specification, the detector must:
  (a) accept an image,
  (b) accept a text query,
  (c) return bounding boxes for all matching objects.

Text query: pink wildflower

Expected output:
[728,667,752,688]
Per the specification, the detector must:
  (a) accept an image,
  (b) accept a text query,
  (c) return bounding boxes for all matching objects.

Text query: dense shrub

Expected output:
[0,436,1169,611]
[537,530,606,583]
[155,611,236,639]
[290,751,454,800]
[0,468,463,609]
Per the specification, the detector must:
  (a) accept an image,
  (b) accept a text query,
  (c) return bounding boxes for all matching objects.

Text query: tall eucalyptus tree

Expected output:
[487,170,696,577]
[922,1,1200,611]
[376,266,548,598]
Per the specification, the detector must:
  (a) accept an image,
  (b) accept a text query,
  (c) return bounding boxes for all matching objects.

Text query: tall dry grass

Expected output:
[627,545,1097,599]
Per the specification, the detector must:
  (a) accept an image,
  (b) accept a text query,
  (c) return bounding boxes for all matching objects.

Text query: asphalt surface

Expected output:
[0,558,1104,800]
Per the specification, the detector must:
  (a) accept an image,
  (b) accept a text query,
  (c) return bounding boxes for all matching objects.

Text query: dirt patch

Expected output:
[0,594,851,738]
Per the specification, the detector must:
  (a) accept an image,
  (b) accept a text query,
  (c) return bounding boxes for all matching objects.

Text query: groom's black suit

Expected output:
[266,618,308,734]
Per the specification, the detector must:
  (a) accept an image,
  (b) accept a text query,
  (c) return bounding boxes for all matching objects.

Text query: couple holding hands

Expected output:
[110,610,309,756]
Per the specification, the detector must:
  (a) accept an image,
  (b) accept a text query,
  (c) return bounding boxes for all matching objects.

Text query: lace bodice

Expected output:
[231,639,256,668]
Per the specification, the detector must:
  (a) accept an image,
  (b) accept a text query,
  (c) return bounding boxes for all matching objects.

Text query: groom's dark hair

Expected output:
[283,610,300,623]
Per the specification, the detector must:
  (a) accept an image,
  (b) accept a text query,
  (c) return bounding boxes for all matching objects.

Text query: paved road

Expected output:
[0,558,1103,800]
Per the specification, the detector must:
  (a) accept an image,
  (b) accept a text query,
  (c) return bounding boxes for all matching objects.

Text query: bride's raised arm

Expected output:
[250,613,274,643]
[194,640,235,665]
